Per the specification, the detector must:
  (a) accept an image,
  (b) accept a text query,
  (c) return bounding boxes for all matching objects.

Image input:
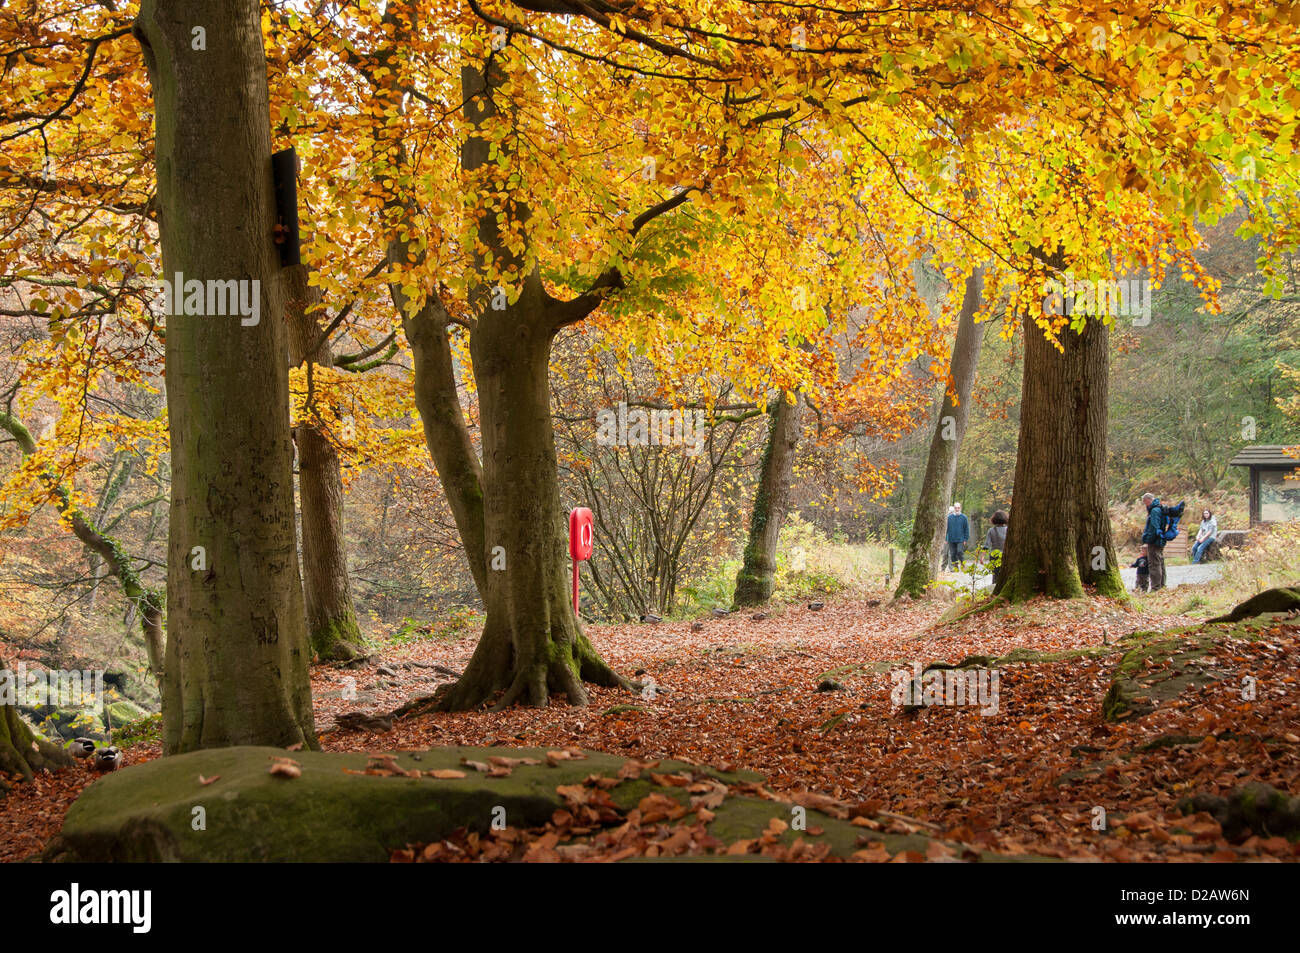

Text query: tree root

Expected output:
[389,629,639,717]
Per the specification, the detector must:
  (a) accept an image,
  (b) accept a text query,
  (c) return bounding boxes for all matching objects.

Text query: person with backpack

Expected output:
[1141,493,1185,591]
[983,510,1008,586]
[1130,544,1150,592]
[946,502,970,569]
[1192,509,1217,563]
[1141,494,1166,590]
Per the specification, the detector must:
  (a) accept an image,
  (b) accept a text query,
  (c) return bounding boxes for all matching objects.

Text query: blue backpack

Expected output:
[1159,501,1186,541]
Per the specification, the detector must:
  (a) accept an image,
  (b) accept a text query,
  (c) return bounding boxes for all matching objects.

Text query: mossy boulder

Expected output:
[1101,634,1224,722]
[45,746,761,862]
[1178,782,1300,842]
[701,797,1049,862]
[22,704,105,742]
[1207,587,1300,624]
[45,745,1056,862]
[102,695,149,729]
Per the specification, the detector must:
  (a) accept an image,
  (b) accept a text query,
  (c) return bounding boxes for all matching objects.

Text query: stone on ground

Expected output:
[45,745,1048,862]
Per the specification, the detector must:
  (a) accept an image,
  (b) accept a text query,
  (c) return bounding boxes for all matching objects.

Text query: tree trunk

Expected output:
[733,391,802,606]
[432,283,628,710]
[135,0,315,751]
[407,54,640,711]
[396,292,489,597]
[1,656,72,789]
[995,315,1124,601]
[284,265,365,660]
[895,269,985,598]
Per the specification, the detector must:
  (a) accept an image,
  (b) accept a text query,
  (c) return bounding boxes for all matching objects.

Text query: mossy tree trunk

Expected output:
[1,656,72,788]
[995,313,1123,601]
[434,279,630,709]
[413,51,700,711]
[733,391,802,607]
[427,54,641,711]
[284,265,365,661]
[135,0,315,751]
[895,269,985,598]
[392,286,489,599]
[362,32,688,709]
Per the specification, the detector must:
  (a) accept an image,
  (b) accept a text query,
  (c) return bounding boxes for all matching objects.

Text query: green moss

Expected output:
[893,559,931,600]
[1178,782,1300,842]
[1090,566,1129,601]
[48,746,764,861]
[818,660,908,681]
[704,798,1056,862]
[1208,587,1300,623]
[311,610,364,660]
[993,644,1120,666]
[103,697,149,730]
[1103,633,1226,722]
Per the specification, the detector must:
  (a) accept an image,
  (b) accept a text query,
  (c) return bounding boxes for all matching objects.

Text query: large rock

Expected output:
[1207,587,1300,624]
[1179,782,1300,842]
[22,704,105,742]
[45,745,1048,862]
[101,693,149,729]
[47,746,764,862]
[1102,633,1222,722]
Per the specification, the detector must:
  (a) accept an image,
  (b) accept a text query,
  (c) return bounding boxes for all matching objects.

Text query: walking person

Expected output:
[941,505,955,570]
[1191,508,1217,563]
[1141,493,1167,591]
[946,502,970,570]
[983,510,1008,587]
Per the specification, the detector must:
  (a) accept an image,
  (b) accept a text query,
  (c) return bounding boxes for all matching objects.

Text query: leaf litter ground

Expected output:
[3,596,1297,862]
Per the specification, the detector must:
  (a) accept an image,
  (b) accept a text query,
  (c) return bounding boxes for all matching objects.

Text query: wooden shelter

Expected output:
[1228,445,1300,526]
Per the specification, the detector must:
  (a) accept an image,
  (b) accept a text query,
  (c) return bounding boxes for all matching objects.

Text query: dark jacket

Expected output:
[1141,499,1165,548]
[946,512,970,544]
[984,524,1007,552]
[1130,555,1149,574]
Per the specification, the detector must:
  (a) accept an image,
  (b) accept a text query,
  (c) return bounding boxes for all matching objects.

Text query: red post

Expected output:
[568,507,594,615]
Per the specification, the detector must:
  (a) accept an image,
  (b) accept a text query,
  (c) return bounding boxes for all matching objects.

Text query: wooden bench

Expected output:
[1163,529,1188,560]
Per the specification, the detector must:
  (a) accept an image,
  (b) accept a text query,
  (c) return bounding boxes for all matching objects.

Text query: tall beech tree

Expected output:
[417,57,679,708]
[284,264,369,662]
[733,392,803,607]
[895,268,986,599]
[994,297,1123,601]
[134,0,315,750]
